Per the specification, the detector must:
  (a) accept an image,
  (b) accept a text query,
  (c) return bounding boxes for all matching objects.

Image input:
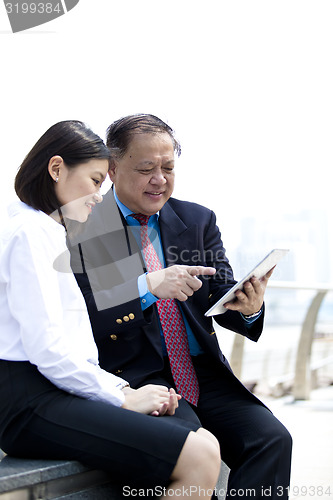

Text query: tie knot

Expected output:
[131,213,150,226]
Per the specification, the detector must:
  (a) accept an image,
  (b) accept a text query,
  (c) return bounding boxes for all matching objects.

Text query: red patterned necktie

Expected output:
[131,213,200,406]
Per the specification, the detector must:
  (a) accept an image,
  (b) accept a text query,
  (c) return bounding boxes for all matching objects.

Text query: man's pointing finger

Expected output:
[188,266,216,277]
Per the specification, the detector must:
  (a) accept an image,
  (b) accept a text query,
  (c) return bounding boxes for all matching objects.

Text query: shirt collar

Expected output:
[113,186,160,222]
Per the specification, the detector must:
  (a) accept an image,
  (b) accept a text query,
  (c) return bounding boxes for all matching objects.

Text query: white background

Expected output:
[0,0,332,278]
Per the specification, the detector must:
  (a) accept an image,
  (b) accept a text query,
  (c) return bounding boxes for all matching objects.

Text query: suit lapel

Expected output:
[160,201,198,266]
[72,189,144,268]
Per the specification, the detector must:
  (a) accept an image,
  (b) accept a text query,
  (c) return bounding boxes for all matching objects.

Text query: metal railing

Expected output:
[229,281,333,400]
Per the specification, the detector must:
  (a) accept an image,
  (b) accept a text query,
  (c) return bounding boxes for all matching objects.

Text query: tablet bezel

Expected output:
[204,249,289,317]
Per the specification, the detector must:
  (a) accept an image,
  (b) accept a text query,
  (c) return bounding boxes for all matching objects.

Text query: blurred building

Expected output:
[229,209,333,326]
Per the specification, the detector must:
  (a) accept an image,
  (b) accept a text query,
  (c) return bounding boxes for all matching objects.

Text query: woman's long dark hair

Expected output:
[15,120,110,214]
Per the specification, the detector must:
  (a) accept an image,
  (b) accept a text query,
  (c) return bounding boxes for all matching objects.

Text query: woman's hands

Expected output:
[121,384,181,416]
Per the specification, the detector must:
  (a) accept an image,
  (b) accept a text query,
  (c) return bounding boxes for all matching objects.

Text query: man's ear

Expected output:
[108,161,117,182]
[48,156,64,182]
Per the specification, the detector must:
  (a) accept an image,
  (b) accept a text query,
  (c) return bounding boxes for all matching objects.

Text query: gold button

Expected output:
[123,316,130,322]
[110,334,117,340]
[116,319,122,324]
[129,313,135,320]
[210,331,216,336]
[115,369,123,374]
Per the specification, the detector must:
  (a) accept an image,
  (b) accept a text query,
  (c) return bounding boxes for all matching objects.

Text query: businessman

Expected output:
[69,114,292,499]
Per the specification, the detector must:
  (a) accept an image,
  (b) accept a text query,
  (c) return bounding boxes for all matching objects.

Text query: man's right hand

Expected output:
[146,265,216,301]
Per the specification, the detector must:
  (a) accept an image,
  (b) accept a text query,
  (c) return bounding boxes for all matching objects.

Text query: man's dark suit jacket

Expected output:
[69,189,264,387]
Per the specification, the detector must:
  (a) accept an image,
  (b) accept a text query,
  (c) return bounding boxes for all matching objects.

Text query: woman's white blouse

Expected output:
[0,202,127,407]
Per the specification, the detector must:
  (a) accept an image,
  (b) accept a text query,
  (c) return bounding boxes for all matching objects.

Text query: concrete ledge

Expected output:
[0,450,229,499]
[0,452,123,500]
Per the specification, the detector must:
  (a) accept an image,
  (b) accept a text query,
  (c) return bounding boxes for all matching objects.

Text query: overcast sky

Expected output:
[1,0,332,274]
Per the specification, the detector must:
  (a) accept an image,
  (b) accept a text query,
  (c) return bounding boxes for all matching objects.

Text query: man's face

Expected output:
[109,132,175,216]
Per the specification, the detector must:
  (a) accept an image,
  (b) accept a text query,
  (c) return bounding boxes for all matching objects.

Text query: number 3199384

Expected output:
[5,3,62,14]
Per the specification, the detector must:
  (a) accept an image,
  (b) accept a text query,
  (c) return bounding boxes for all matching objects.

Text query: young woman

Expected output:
[0,121,220,497]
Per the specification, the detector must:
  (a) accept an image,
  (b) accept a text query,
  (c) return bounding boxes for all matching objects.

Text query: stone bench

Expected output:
[0,449,229,499]
[0,450,123,499]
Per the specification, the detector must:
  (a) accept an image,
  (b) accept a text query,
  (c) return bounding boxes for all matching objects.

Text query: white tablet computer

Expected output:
[204,249,289,317]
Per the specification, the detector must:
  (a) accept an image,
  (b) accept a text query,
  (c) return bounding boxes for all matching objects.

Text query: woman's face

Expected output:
[52,158,109,222]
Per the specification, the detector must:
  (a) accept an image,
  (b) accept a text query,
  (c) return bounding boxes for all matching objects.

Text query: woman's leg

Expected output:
[0,361,221,496]
[166,428,221,499]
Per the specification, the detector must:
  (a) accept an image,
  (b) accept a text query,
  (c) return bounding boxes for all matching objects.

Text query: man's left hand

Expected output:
[224,267,275,316]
